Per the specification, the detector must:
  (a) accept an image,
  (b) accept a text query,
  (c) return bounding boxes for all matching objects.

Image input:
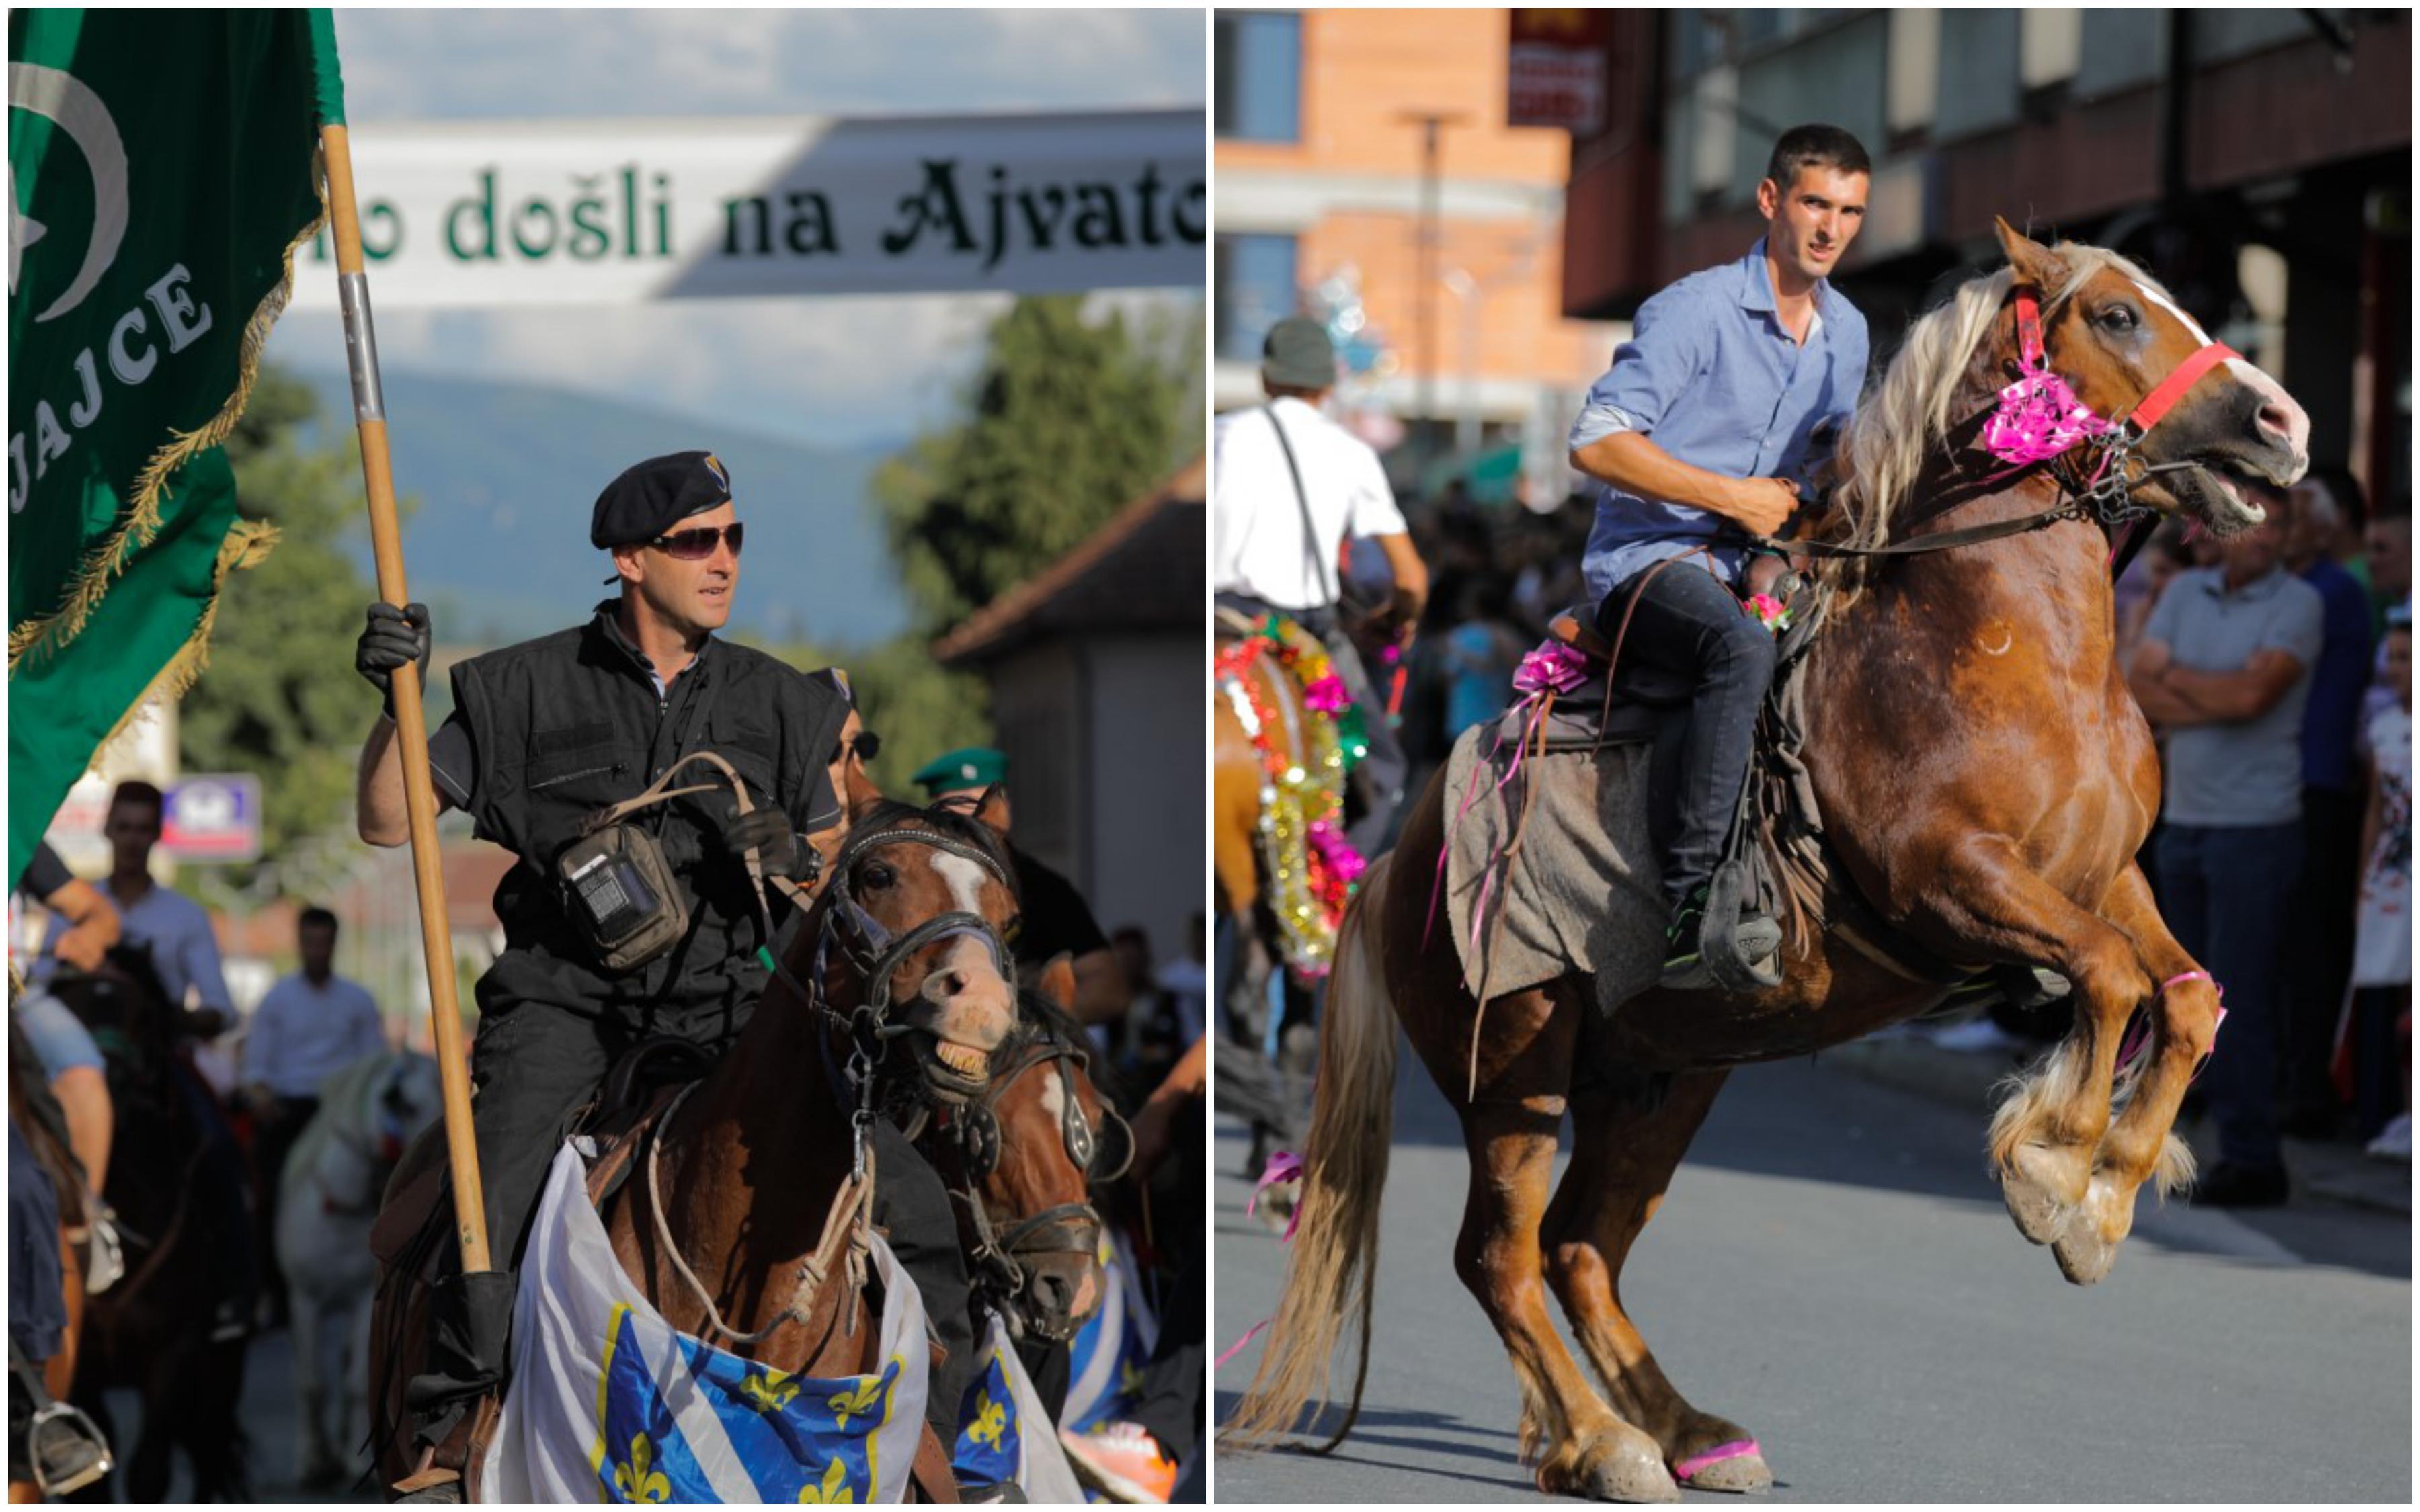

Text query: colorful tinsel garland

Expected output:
[1213,615,1369,978]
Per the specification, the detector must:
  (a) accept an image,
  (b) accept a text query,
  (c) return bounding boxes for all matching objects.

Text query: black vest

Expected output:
[448,602,847,1033]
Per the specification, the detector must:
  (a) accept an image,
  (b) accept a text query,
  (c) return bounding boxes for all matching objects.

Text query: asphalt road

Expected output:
[1211,1050,2411,1503]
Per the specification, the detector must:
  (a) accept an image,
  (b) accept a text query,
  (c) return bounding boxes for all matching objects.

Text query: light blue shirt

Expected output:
[1570,237,1868,599]
[241,972,389,1099]
[34,879,231,1015]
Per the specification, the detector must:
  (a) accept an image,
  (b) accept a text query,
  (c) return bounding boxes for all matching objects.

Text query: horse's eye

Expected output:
[2099,305,2139,333]
[860,862,896,890]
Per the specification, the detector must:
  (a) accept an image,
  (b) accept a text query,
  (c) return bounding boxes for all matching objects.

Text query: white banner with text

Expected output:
[287,109,1203,306]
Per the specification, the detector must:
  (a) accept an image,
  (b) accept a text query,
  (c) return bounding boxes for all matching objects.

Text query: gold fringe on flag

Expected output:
[7,161,329,673]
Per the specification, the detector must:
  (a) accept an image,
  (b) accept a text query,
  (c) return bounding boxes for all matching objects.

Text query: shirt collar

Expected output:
[1739,236,1838,324]
[2199,565,2288,601]
[590,598,714,677]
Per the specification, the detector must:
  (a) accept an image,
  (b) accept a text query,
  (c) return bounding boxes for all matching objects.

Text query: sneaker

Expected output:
[1658,892,1711,989]
[2364,1113,2411,1162]
[1060,1422,1177,1503]
[2185,1161,2290,1208]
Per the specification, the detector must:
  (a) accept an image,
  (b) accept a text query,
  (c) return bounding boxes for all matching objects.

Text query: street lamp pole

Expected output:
[1400,110,1467,490]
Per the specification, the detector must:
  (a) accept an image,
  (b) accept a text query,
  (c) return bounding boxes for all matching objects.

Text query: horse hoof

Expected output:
[2000,1145,2079,1245]
[2051,1177,2129,1285]
[1675,1439,1772,1494]
[1539,1432,1680,1503]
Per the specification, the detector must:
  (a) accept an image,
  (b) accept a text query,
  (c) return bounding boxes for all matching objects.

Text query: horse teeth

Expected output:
[936,1042,985,1075]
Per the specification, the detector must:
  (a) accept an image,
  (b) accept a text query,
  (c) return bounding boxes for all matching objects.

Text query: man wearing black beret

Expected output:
[352,450,976,1473]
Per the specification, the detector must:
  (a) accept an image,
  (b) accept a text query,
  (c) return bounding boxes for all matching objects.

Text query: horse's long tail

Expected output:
[1221,852,1400,1453]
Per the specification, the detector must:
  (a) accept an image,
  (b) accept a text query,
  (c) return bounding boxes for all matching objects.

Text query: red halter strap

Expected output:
[2012,288,2239,439]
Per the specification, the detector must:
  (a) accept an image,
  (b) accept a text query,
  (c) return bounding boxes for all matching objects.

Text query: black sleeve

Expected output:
[17,842,72,900]
[426,712,479,808]
[1009,851,1111,968]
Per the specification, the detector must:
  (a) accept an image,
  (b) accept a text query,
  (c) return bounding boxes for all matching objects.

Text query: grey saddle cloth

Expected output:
[1438,724,1666,1017]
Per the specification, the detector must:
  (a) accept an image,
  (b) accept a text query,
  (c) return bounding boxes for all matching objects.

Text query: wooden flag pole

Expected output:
[319,123,492,1276]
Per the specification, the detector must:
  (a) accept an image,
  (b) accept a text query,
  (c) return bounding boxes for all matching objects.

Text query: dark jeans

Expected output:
[2282,784,2364,1111]
[2156,821,2302,1169]
[433,997,975,1438]
[1217,593,1408,860]
[1595,561,1777,911]
[2351,985,2410,1141]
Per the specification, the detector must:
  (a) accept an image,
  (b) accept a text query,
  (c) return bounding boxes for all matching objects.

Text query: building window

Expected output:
[1214,233,1297,363]
[1215,11,1301,142]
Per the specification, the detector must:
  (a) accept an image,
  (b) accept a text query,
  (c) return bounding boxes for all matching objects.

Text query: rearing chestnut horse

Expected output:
[1226,220,2310,1501]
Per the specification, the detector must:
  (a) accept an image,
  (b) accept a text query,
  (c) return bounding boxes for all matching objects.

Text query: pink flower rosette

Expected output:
[1301,673,1351,714]
[1982,368,2111,467]
[1512,642,1590,698]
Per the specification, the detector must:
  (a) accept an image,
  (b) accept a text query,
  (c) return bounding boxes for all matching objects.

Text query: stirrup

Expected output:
[28,1398,113,1498]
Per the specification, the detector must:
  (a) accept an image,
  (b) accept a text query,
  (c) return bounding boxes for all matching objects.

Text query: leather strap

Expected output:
[1264,402,1338,608]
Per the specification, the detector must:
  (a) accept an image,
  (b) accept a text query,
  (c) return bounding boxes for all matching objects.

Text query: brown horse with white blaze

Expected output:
[1225,221,2310,1501]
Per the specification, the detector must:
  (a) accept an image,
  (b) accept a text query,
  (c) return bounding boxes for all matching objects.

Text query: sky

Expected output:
[264,8,1207,450]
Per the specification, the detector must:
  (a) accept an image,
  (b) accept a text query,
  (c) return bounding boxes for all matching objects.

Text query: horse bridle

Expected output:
[936,1027,1132,1341]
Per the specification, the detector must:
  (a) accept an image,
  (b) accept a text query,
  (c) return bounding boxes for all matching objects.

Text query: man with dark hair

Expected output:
[1567,123,1871,986]
[242,904,389,1325]
[354,451,976,1476]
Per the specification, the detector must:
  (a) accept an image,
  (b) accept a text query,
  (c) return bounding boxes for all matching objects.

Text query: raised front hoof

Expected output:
[1999,1144,2082,1245]
[1537,1431,1681,1503]
[2050,1177,2134,1286]
[1673,1439,1772,1495]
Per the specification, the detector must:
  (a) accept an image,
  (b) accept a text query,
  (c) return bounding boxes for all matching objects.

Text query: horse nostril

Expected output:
[2256,403,2294,444]
[927,968,968,1000]
[1033,1271,1073,1315]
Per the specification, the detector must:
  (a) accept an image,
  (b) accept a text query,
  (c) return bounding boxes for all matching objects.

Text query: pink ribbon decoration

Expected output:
[1301,673,1350,714]
[1982,368,2113,467]
[2114,970,2224,1079]
[1512,641,1590,697]
[1305,818,1367,887]
[1248,1150,1307,1241]
[1746,593,1790,632]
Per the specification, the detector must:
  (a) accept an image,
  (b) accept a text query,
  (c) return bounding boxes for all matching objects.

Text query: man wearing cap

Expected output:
[1212,316,1430,858]
[908,748,1128,1023]
[352,451,975,1465]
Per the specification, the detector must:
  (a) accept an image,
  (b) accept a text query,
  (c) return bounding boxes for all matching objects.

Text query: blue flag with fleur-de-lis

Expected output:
[951,1310,1082,1501]
[1063,1228,1158,1437]
[480,1140,930,1503]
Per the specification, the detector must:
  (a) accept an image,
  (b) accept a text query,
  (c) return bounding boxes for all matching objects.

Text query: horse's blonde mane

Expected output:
[1828,241,2174,561]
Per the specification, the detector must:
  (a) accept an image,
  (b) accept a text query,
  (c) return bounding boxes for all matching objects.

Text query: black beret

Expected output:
[590,451,734,549]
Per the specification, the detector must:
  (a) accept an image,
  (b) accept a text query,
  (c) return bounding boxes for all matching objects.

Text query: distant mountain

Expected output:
[296,368,912,649]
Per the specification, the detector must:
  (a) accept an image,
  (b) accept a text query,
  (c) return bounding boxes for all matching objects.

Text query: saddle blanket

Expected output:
[951,1309,1084,1501]
[479,1139,930,1503]
[1439,721,1668,1017]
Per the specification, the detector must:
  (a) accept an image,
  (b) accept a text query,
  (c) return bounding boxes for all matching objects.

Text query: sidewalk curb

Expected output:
[1826,1033,2411,1218]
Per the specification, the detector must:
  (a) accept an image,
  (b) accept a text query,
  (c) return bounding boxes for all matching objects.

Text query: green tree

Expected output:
[875,294,1193,637]
[741,631,991,802]
[178,366,391,870]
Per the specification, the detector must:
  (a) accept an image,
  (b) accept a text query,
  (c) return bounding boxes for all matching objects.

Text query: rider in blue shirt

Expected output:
[1568,124,1872,984]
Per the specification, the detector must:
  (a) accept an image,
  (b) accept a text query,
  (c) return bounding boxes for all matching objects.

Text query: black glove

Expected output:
[721,805,804,880]
[357,601,432,718]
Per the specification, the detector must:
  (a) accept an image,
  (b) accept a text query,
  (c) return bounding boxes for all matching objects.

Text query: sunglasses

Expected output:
[649,522,745,560]
[848,730,881,762]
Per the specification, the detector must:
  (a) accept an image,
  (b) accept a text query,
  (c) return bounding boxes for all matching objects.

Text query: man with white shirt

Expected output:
[1213,316,1430,857]
[243,905,389,1323]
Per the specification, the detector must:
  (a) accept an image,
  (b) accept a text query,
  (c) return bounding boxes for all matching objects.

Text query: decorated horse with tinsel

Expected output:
[1213,610,1371,1163]
[1225,222,2312,1500]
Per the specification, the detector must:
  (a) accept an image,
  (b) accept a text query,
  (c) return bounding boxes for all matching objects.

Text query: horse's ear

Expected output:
[1035,952,1076,1011]
[973,784,1011,837]
[1994,216,2067,291]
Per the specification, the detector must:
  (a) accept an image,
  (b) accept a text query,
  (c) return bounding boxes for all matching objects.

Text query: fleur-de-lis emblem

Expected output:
[967,1389,1008,1450]
[613,1433,672,1503]
[796,1458,854,1504]
[826,1378,883,1431]
[741,1369,800,1413]
[1119,1358,1145,1400]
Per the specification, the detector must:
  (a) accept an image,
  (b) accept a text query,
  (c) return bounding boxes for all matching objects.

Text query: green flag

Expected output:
[7,10,343,884]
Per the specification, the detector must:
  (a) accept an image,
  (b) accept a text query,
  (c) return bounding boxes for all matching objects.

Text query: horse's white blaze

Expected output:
[1038,1070,1067,1126]
[930,852,992,920]
[2128,274,2310,464]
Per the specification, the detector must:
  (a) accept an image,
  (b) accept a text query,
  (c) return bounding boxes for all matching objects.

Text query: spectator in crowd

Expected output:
[2294,464,2372,596]
[1440,578,1525,743]
[33,780,255,1336]
[2346,611,2411,1159]
[2115,522,2196,667]
[242,905,389,1327]
[2269,478,2380,1135]
[2365,509,2410,639]
[2128,505,2324,1207]
[12,843,120,1196]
